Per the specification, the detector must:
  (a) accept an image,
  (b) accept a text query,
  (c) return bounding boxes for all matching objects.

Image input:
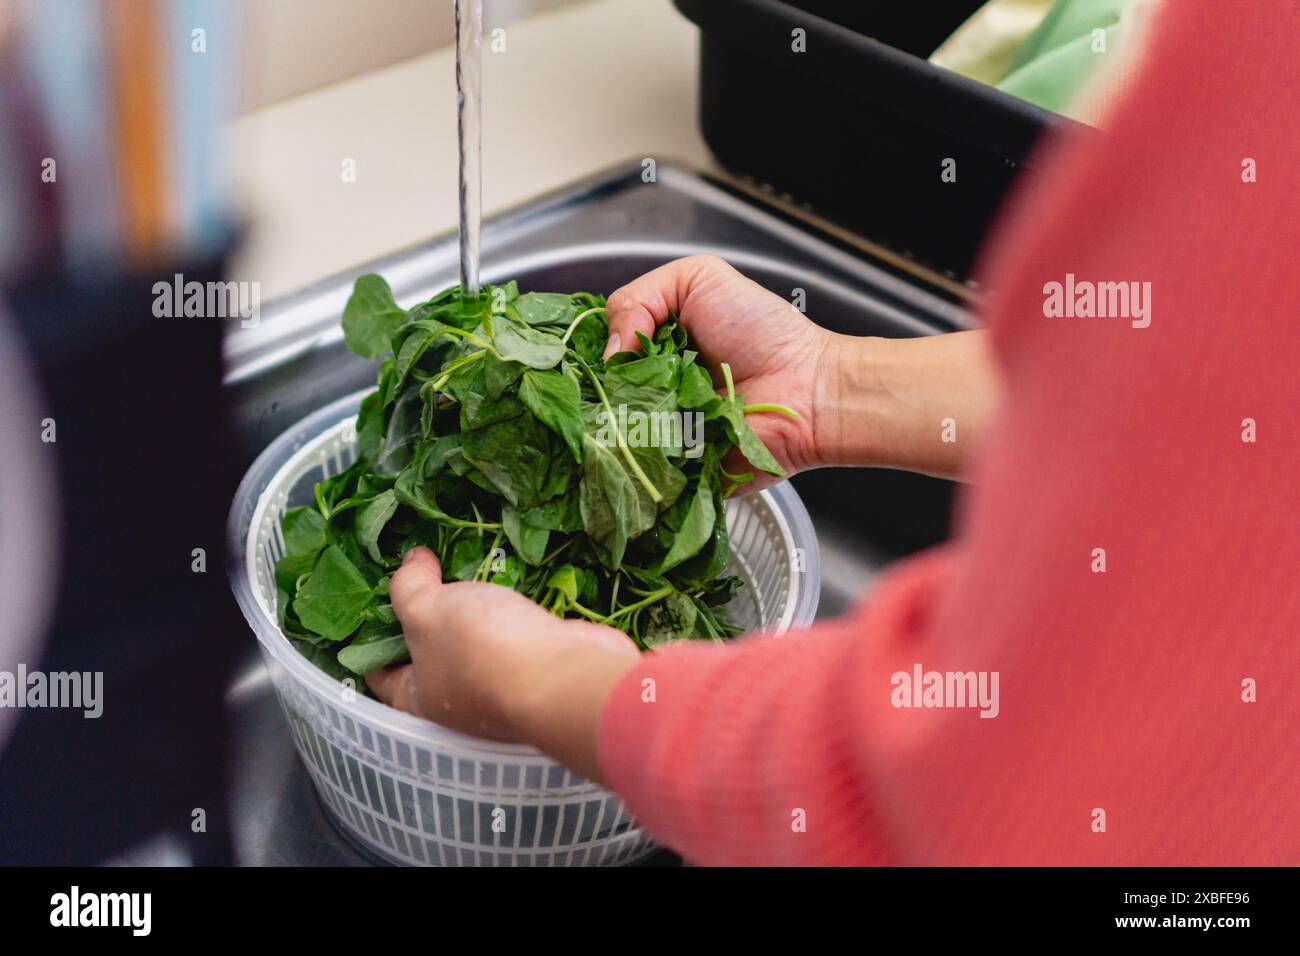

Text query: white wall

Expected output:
[241,0,587,109]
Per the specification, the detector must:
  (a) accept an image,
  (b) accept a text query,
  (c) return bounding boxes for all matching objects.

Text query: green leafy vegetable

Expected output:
[342,274,407,359]
[336,621,409,675]
[519,367,584,462]
[276,276,796,686]
[355,490,398,564]
[658,469,716,574]
[292,545,378,642]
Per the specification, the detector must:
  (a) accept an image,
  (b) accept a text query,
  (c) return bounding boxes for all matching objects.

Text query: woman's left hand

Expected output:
[367,547,640,781]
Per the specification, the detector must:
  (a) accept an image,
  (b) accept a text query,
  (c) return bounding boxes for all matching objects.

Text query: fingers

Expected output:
[391,546,551,653]
[389,546,443,650]
[365,664,422,713]
[575,620,643,658]
[604,255,733,359]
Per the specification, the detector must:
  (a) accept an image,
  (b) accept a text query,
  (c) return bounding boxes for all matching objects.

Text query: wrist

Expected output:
[494,624,640,783]
[811,332,891,470]
[813,330,997,478]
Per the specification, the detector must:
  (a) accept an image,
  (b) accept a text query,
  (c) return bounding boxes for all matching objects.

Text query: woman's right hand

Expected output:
[605,255,838,491]
[605,255,1001,482]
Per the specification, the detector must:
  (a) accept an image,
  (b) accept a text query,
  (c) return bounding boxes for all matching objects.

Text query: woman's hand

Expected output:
[606,255,836,491]
[367,547,639,782]
[607,256,1001,481]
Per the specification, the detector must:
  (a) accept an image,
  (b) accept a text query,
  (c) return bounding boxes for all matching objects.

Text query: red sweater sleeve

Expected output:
[598,0,1300,866]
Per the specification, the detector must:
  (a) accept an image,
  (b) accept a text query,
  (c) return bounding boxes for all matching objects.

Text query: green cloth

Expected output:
[996,0,1137,116]
[931,0,1150,121]
[929,0,1056,87]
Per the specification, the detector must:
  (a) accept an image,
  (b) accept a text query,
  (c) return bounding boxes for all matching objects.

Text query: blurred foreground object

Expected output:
[0,309,57,755]
[0,0,241,864]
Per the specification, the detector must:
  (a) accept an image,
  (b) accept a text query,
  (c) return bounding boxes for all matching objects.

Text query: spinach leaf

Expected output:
[502,505,550,566]
[293,639,360,683]
[394,319,462,389]
[627,443,686,530]
[524,489,581,532]
[492,322,566,368]
[460,392,556,509]
[714,402,785,477]
[343,274,406,359]
[567,310,609,366]
[513,292,576,327]
[605,353,680,390]
[274,551,317,596]
[643,591,698,646]
[281,506,326,556]
[356,490,398,564]
[355,390,385,458]
[545,564,580,602]
[447,535,488,581]
[372,388,424,477]
[519,366,584,462]
[657,469,716,573]
[677,363,720,410]
[337,621,409,675]
[579,432,640,568]
[293,544,375,641]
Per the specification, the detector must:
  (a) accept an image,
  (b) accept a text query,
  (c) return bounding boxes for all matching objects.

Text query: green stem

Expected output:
[721,363,736,404]
[743,403,799,419]
[314,484,332,521]
[443,519,502,531]
[561,306,606,345]
[540,538,573,566]
[443,325,491,349]
[576,357,663,503]
[474,531,503,582]
[608,586,673,622]
[429,348,486,392]
[564,600,611,624]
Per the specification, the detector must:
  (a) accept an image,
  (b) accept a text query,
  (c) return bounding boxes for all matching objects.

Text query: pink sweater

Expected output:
[598,0,1300,865]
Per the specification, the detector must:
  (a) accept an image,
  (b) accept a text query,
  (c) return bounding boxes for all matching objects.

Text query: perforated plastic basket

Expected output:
[228,390,820,866]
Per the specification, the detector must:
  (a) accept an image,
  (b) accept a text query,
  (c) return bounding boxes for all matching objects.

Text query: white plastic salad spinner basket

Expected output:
[229,390,821,866]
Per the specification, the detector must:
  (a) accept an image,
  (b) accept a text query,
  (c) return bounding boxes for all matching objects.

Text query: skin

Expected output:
[368,255,1002,783]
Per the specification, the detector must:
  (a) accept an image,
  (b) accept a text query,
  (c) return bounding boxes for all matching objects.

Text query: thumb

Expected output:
[389,546,443,639]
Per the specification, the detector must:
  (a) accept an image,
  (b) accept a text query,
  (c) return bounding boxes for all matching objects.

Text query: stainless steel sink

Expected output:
[223,161,966,865]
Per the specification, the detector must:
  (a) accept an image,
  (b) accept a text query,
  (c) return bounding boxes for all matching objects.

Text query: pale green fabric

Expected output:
[930,0,1055,86]
[997,0,1136,116]
[932,0,1151,121]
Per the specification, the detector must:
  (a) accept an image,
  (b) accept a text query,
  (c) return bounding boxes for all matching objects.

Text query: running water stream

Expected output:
[455,0,483,302]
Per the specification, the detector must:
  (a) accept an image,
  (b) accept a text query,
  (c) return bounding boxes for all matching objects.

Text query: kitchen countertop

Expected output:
[229,0,715,301]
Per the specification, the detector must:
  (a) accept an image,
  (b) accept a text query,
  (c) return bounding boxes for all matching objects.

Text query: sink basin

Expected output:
[223,161,965,865]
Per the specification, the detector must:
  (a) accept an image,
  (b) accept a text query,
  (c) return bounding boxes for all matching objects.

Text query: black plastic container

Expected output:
[675,0,1083,281]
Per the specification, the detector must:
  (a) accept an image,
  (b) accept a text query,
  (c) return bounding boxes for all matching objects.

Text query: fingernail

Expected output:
[402,547,422,566]
[602,331,621,361]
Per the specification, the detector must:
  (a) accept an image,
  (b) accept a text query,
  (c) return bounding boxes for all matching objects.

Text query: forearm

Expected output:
[816,329,1001,479]
[496,626,637,784]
